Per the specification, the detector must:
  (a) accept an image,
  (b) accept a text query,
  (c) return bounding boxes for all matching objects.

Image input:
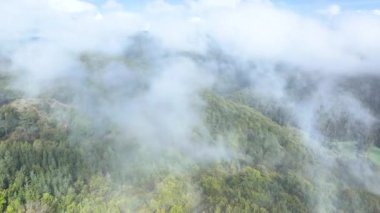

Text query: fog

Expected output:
[1,0,380,211]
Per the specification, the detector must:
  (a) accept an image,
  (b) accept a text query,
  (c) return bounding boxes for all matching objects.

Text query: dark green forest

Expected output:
[3,0,380,212]
[1,61,380,212]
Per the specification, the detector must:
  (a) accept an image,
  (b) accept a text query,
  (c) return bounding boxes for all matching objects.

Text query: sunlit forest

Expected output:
[1,51,380,212]
[1,0,380,212]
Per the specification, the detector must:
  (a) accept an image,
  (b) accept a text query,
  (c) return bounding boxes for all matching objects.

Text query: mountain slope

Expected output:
[0,91,379,212]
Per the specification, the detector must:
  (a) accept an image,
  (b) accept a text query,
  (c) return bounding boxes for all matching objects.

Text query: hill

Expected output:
[0,88,379,212]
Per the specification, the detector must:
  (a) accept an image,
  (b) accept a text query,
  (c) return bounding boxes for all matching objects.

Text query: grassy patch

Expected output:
[368,146,380,166]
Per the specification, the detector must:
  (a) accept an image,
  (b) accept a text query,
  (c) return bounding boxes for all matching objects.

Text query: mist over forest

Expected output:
[1,0,380,212]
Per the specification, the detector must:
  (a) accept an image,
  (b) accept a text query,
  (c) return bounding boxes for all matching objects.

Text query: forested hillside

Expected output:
[1,78,380,212]
[2,0,380,212]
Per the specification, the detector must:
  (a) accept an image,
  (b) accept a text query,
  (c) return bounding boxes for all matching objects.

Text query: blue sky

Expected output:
[86,0,380,11]
[86,0,181,8]
[276,0,380,11]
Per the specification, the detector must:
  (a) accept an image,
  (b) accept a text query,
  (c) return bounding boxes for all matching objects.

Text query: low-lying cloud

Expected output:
[1,1,380,210]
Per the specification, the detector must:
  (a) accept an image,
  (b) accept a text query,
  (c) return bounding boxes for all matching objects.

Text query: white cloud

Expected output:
[48,0,97,13]
[102,0,125,11]
[1,0,380,198]
[194,0,241,8]
[318,4,341,16]
[1,0,380,75]
[373,9,380,16]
